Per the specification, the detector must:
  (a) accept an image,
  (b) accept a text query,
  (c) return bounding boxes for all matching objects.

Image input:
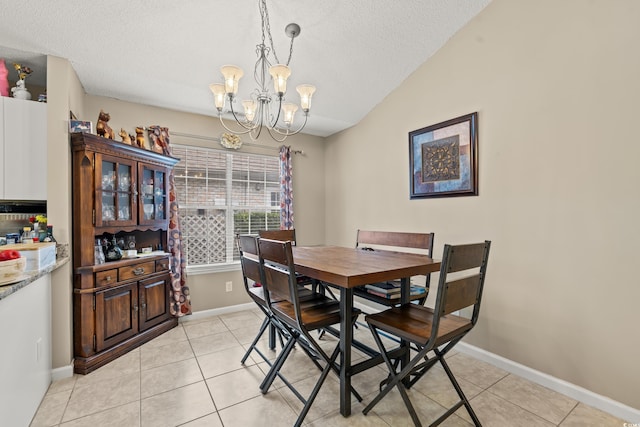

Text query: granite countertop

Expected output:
[0,245,70,301]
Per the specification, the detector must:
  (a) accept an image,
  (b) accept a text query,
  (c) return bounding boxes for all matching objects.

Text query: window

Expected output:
[172,145,281,272]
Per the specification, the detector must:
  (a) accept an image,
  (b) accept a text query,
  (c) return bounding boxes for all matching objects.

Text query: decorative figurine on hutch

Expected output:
[0,59,9,97]
[119,128,133,145]
[96,110,115,139]
[11,63,33,100]
[104,235,123,261]
[135,126,146,148]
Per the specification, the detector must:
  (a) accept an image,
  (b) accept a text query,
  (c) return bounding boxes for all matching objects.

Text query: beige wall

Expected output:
[47,56,84,369]
[325,0,640,409]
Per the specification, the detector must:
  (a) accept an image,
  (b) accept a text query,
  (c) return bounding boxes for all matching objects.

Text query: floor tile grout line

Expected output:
[482,387,566,426]
[557,401,580,426]
[483,373,582,426]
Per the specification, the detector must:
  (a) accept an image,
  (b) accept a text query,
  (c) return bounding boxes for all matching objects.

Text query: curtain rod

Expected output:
[165,130,304,154]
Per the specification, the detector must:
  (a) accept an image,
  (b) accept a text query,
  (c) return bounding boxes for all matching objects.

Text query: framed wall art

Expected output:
[409,112,478,199]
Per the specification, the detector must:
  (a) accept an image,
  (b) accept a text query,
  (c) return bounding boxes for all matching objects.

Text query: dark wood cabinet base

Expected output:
[74,317,178,375]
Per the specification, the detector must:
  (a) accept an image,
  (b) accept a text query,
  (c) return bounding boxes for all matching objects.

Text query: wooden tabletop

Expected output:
[292,246,440,288]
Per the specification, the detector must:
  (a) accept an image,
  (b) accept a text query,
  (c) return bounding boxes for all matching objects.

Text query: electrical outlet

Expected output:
[225,281,233,292]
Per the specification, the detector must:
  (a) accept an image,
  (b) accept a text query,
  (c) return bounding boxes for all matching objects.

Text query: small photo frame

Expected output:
[70,120,93,134]
[409,112,478,199]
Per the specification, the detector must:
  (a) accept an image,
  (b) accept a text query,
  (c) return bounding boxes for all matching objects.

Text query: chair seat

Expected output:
[273,296,359,330]
[365,304,472,346]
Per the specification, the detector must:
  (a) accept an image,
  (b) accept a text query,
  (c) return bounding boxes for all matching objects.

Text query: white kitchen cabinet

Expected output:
[1,97,47,200]
[0,274,52,427]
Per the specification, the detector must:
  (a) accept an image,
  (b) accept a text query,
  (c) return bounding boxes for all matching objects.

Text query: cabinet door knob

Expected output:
[133,305,139,312]
[133,267,145,276]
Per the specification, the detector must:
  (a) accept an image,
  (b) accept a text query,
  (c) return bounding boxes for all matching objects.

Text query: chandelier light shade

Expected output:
[209,0,316,142]
[296,84,316,112]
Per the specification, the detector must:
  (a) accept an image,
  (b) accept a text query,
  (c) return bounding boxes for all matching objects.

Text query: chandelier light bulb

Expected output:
[281,102,299,126]
[296,84,316,112]
[269,64,291,95]
[242,100,257,122]
[209,83,227,111]
[221,65,243,96]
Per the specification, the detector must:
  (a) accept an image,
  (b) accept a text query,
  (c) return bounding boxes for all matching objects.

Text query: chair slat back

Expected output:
[237,235,262,289]
[258,239,299,306]
[435,241,491,320]
[442,275,482,316]
[445,242,487,273]
[238,234,258,256]
[356,230,434,254]
[357,230,435,298]
[259,229,297,245]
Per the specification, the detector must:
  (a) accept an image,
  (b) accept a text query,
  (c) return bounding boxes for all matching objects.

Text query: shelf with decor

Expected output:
[71,132,179,374]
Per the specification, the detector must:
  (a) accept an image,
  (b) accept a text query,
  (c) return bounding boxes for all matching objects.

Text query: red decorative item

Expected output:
[0,59,9,97]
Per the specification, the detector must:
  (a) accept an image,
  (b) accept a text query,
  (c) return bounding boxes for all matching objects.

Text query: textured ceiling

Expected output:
[0,0,491,137]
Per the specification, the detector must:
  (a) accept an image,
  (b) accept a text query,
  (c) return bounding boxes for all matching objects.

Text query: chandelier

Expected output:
[209,0,316,142]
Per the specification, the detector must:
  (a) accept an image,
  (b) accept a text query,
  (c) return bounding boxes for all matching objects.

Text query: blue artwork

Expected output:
[409,113,478,199]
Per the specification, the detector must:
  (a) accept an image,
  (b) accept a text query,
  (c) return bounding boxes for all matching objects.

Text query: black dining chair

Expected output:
[237,234,317,393]
[257,238,362,427]
[362,241,491,427]
[259,228,337,299]
[236,234,283,364]
[355,229,435,306]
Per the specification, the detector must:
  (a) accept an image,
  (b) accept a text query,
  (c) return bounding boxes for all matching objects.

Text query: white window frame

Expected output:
[172,144,281,275]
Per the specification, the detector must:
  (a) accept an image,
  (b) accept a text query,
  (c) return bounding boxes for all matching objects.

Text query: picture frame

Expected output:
[409,112,478,199]
[70,120,93,134]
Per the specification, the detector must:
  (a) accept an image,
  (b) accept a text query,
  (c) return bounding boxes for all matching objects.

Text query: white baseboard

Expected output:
[456,342,640,422]
[51,363,74,382]
[180,302,256,323]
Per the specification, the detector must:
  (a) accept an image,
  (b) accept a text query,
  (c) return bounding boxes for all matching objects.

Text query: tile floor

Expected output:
[31,308,628,427]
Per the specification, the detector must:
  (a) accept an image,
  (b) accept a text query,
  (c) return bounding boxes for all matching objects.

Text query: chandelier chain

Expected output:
[260,0,295,66]
[260,0,279,64]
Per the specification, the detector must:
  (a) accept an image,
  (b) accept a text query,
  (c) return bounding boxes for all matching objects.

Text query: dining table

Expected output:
[291,245,441,417]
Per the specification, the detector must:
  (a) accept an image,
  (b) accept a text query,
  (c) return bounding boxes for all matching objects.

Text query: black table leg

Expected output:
[400,277,411,384]
[339,287,353,417]
[268,323,276,350]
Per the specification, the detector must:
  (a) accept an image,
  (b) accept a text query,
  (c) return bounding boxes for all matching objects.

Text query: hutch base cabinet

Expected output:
[71,132,179,374]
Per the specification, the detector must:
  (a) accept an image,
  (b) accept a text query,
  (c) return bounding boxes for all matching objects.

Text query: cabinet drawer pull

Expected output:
[106,276,112,282]
[133,267,145,276]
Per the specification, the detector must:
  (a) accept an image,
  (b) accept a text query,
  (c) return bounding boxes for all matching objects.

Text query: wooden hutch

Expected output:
[71,132,179,374]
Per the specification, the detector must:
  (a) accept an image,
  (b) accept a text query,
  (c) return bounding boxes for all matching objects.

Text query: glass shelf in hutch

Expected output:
[95,154,137,227]
[139,164,168,226]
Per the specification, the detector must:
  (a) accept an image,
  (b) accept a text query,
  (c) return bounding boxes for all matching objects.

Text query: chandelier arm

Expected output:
[269,113,309,137]
[267,95,283,129]
[248,125,263,141]
[217,114,254,136]
[228,97,260,132]
[266,126,290,143]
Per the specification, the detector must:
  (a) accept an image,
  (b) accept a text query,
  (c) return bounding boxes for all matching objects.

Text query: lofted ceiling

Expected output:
[0,0,491,137]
